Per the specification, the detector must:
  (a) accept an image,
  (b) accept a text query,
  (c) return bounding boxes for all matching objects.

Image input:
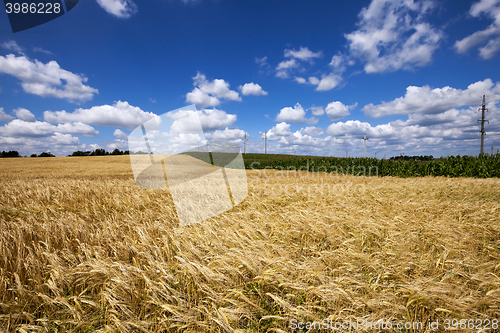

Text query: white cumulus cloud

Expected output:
[205,127,246,142]
[114,129,128,140]
[186,72,241,107]
[316,73,343,91]
[96,0,137,18]
[325,101,357,121]
[167,108,237,133]
[33,47,53,55]
[300,126,324,137]
[265,122,334,153]
[326,120,372,137]
[0,133,81,156]
[185,88,220,107]
[267,122,292,139]
[14,108,36,122]
[239,82,268,96]
[294,77,307,84]
[345,0,442,73]
[362,79,500,118]
[276,103,317,124]
[0,108,14,122]
[0,54,98,103]
[275,59,299,78]
[309,106,324,116]
[1,40,24,53]
[197,108,237,130]
[323,102,500,158]
[255,56,269,67]
[44,101,159,130]
[55,122,100,137]
[296,74,343,91]
[284,47,323,61]
[455,0,500,59]
[0,119,98,138]
[275,47,322,79]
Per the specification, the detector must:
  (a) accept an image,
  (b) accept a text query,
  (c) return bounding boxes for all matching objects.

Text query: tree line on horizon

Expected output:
[0,149,130,158]
[388,155,434,161]
[0,151,56,158]
[69,149,130,156]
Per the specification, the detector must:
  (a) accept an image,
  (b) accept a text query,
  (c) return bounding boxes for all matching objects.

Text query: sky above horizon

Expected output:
[1,0,500,158]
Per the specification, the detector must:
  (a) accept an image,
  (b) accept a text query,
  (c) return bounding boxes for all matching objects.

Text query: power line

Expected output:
[362,133,368,158]
[244,132,247,154]
[264,131,267,155]
[478,95,489,155]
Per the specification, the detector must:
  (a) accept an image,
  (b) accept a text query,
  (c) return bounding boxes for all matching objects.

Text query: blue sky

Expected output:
[0,0,499,157]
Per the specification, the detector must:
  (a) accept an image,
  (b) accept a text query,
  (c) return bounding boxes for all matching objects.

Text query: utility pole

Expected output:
[346,150,348,158]
[244,132,247,154]
[375,152,377,159]
[363,133,368,158]
[492,146,494,156]
[478,95,489,155]
[264,131,267,155]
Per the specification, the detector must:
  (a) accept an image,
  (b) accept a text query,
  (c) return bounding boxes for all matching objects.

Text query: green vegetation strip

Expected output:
[242,154,500,178]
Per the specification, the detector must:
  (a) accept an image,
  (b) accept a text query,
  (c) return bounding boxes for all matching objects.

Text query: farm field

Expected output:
[241,153,500,178]
[1,156,500,332]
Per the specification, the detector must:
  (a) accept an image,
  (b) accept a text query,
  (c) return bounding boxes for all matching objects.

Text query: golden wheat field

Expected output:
[0,156,499,332]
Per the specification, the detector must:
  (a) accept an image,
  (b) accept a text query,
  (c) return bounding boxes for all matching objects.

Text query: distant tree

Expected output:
[38,152,55,157]
[124,150,130,155]
[69,149,128,156]
[389,155,434,161]
[71,151,86,156]
[0,150,21,158]
[30,154,37,157]
[95,148,104,156]
[93,148,108,156]
[111,148,123,155]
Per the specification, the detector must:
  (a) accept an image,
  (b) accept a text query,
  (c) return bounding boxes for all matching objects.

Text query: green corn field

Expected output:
[243,154,500,178]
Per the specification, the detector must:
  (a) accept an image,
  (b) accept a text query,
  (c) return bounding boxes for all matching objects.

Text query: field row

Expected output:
[243,154,500,178]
